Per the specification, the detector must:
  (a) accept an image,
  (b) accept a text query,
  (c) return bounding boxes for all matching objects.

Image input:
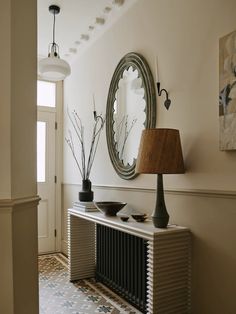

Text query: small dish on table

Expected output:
[131,214,148,222]
[119,215,129,222]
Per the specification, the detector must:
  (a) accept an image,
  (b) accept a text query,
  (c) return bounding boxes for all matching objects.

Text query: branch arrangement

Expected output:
[65,107,105,180]
[115,114,137,160]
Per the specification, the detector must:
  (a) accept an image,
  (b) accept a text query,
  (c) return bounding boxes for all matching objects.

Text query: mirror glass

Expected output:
[106,52,156,180]
[113,66,146,166]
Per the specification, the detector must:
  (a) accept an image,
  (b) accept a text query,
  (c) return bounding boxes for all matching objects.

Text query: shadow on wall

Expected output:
[167,192,236,314]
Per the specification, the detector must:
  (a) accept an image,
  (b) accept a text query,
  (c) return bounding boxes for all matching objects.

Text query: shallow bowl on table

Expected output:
[119,215,129,222]
[94,201,127,216]
[132,214,148,222]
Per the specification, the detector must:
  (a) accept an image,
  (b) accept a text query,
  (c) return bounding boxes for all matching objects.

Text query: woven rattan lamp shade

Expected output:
[136,128,185,174]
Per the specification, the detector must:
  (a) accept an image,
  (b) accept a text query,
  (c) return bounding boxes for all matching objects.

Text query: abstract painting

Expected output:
[219,30,236,150]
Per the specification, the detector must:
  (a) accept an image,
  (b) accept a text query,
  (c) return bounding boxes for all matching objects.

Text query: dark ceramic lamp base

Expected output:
[152,215,169,228]
[152,174,169,228]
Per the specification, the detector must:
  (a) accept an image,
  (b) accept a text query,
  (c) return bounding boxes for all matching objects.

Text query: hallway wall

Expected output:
[62,1,236,313]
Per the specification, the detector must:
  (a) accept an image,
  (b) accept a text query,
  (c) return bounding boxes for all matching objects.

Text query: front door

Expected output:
[37,110,56,253]
[37,80,57,253]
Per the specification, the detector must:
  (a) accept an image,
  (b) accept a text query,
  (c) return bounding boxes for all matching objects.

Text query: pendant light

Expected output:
[38,5,71,81]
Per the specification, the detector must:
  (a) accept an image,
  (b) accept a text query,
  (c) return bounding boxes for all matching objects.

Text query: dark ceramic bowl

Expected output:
[95,201,127,216]
[131,214,148,222]
[119,215,129,222]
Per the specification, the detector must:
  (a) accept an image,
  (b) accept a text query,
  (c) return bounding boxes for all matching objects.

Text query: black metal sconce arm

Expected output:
[157,82,171,110]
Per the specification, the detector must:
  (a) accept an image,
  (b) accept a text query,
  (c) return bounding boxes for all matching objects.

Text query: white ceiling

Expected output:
[37,0,137,63]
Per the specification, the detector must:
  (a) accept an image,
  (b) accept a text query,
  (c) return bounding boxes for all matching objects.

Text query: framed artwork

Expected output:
[219,30,236,150]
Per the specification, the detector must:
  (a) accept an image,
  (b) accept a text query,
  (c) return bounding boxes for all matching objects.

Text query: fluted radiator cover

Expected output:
[68,209,191,314]
[146,232,191,313]
[68,215,96,280]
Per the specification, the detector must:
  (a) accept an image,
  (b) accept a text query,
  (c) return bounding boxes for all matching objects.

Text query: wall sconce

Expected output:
[157,82,171,110]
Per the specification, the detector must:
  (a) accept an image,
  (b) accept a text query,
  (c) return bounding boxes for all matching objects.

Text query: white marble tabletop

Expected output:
[68,208,189,240]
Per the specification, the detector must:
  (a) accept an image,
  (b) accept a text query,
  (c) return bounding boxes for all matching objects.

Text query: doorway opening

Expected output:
[37,80,63,254]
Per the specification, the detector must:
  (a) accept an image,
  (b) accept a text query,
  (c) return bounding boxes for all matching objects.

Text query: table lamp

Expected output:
[136,128,185,228]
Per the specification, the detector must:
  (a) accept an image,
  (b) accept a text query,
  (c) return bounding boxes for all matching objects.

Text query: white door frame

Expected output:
[54,80,63,252]
[37,80,63,253]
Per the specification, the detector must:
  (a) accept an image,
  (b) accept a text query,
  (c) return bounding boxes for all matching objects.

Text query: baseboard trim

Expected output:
[61,239,68,256]
[62,183,236,199]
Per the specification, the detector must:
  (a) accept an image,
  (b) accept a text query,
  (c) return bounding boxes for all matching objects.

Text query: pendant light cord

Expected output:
[52,10,56,45]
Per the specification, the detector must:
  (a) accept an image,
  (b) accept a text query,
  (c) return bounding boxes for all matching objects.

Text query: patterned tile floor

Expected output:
[39,254,141,314]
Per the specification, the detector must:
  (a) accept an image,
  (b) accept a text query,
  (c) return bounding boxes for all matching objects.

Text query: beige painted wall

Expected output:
[12,204,39,314]
[64,0,236,191]
[0,0,37,199]
[0,210,14,313]
[63,0,236,313]
[11,0,37,199]
[0,1,11,198]
[0,0,38,313]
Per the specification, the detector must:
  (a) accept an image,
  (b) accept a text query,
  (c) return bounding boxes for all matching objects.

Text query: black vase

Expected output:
[79,179,94,202]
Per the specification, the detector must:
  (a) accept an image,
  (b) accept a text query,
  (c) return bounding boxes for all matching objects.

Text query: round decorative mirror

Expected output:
[106,52,156,179]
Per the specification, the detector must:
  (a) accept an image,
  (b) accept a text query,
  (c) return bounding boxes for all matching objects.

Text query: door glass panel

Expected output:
[37,80,56,107]
[37,121,46,182]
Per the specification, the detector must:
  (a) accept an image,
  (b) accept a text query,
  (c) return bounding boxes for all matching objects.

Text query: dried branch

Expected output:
[65,137,83,177]
[86,113,105,178]
[65,105,104,180]
[115,114,137,160]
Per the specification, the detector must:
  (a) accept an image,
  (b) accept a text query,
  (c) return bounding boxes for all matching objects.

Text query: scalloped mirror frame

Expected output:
[106,52,156,180]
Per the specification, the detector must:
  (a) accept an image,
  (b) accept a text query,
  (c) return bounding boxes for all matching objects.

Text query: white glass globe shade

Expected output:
[38,56,71,81]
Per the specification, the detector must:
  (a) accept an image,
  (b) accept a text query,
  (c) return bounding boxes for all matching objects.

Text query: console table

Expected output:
[68,208,191,314]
